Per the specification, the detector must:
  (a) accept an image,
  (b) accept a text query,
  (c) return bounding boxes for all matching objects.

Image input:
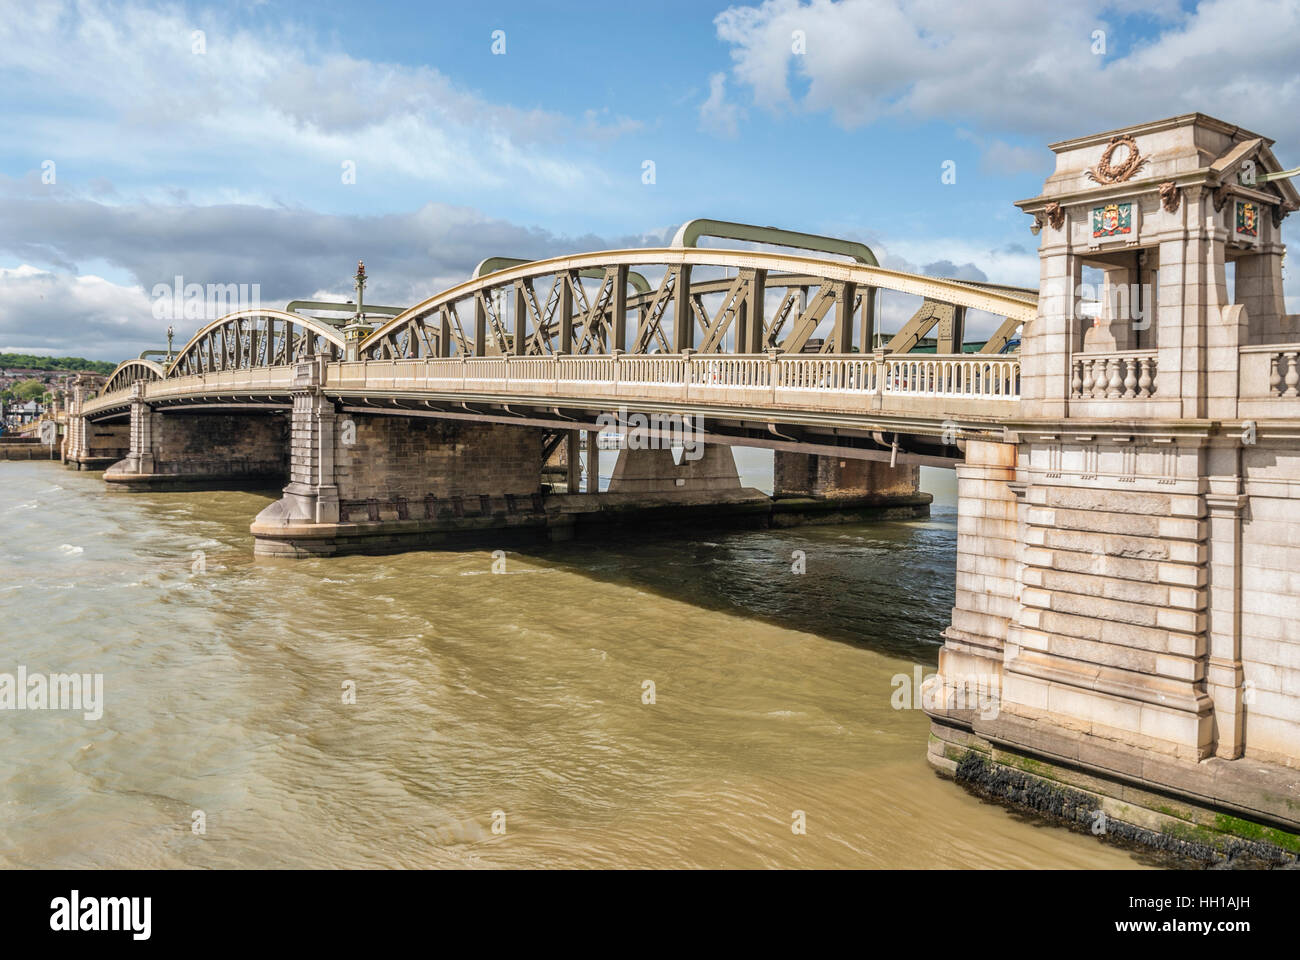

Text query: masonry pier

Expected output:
[925,114,1300,863]
[771,451,931,525]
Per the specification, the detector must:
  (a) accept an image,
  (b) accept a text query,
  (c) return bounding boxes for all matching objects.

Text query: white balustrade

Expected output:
[1070,351,1157,400]
[1267,349,1300,397]
[777,355,877,391]
[885,356,1019,398]
[80,353,1022,418]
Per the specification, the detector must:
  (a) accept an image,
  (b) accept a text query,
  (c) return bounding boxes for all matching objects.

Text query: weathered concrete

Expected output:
[68,422,128,470]
[607,443,741,493]
[774,451,920,500]
[770,450,931,523]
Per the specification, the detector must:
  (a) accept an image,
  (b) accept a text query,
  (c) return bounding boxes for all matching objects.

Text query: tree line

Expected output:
[0,353,117,374]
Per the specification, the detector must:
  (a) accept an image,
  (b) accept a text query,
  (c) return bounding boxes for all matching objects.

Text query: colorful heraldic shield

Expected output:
[1091,202,1132,239]
[1236,201,1258,238]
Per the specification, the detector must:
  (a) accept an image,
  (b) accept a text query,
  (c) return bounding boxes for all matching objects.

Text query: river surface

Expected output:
[0,457,1149,868]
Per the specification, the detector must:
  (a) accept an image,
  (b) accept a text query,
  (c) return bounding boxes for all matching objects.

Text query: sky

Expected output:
[1,0,1299,361]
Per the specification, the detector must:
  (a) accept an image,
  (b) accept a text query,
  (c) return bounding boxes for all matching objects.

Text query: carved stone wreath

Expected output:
[1158,180,1181,214]
[1087,135,1149,184]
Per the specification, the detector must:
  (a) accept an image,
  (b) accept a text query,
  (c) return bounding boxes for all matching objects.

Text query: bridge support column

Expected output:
[63,379,87,467]
[565,431,581,493]
[63,376,130,470]
[277,378,341,524]
[771,451,931,522]
[607,443,740,493]
[584,430,599,493]
[122,392,157,476]
[932,439,1019,705]
[252,364,548,556]
[929,436,1300,855]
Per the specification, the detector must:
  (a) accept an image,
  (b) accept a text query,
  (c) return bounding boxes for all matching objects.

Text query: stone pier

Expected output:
[252,361,548,556]
[63,376,129,470]
[771,451,931,524]
[607,443,742,493]
[926,113,1300,861]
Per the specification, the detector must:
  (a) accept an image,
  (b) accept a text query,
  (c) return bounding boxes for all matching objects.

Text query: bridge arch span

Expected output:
[101,357,166,396]
[359,247,1038,362]
[168,308,347,378]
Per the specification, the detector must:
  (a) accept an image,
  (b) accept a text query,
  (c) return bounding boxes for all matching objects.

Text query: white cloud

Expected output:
[712,0,1300,158]
[0,1,636,195]
[0,181,672,361]
[0,265,160,359]
[699,72,744,139]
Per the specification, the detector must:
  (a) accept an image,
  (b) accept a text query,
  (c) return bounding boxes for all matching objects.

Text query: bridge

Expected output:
[61,114,1300,860]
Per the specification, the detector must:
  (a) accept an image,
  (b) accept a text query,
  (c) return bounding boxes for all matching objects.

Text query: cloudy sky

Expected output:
[2,0,1298,361]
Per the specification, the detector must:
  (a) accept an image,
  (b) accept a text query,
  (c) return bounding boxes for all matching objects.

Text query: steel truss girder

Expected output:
[352,248,1036,361]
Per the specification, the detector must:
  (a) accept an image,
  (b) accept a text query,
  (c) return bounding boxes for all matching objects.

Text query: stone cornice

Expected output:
[1046,112,1273,154]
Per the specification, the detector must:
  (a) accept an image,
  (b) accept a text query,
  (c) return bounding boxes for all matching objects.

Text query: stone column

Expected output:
[125,382,157,475]
[64,377,86,465]
[566,430,580,493]
[937,440,1020,699]
[1019,207,1080,417]
[1205,485,1247,758]
[273,360,340,523]
[1236,246,1289,344]
[584,430,599,493]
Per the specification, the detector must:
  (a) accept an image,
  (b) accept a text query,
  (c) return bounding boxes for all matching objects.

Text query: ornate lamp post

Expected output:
[342,260,371,361]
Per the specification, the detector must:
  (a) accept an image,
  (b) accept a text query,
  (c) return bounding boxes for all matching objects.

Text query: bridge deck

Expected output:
[81,352,1023,434]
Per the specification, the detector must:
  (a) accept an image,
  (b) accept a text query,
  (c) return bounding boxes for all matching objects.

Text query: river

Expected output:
[0,457,1151,868]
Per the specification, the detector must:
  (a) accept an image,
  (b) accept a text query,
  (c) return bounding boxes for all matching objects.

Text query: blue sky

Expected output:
[2,0,1298,360]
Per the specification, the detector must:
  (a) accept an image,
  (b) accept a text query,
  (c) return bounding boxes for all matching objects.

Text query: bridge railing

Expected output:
[886,355,1020,398]
[331,352,1020,417]
[145,367,296,400]
[81,353,1020,421]
[1070,350,1158,400]
[1238,342,1300,419]
[82,365,300,415]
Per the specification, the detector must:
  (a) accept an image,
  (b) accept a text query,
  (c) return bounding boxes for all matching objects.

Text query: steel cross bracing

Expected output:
[356,248,1035,361]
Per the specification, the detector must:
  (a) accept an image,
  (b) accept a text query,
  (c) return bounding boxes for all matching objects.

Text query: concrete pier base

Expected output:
[251,485,932,558]
[927,708,1300,866]
[772,450,929,518]
[607,443,742,493]
[1,438,63,461]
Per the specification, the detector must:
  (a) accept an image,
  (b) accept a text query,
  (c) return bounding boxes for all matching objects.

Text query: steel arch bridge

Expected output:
[78,237,1035,432]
